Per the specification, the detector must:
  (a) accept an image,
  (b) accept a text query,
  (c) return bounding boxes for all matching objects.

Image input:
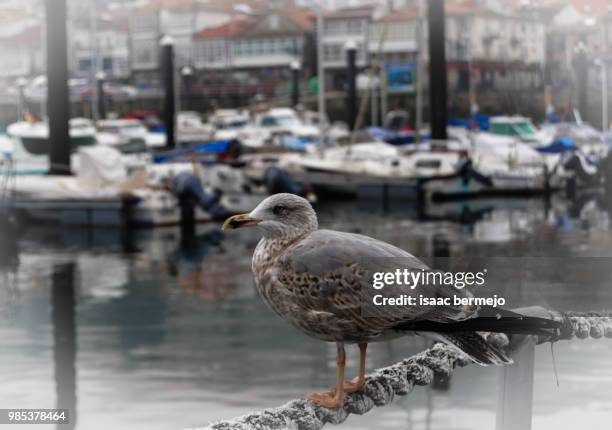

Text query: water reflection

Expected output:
[1,193,611,430]
[0,216,19,319]
[51,263,76,430]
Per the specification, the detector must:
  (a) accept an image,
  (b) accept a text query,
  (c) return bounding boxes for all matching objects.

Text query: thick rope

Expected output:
[564,312,612,339]
[199,312,612,430]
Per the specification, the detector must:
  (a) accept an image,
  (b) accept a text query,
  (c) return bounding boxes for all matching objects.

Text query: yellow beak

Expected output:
[222,213,260,230]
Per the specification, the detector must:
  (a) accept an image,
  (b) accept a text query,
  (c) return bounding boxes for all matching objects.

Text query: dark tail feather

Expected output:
[440,332,513,366]
[395,313,562,337]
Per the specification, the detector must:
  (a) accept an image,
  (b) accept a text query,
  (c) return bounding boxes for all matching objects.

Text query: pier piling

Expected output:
[428,0,448,140]
[161,36,176,149]
[46,0,71,175]
[96,71,106,120]
[290,61,301,108]
[345,41,357,131]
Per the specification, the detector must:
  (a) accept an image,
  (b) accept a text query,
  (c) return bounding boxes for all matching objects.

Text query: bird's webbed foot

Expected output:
[342,377,366,393]
[305,390,345,409]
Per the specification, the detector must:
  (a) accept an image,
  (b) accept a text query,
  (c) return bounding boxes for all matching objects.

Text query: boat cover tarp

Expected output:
[153,140,231,163]
[449,115,490,131]
[14,175,123,200]
[364,127,420,145]
[76,146,128,187]
[536,137,578,154]
[15,146,132,200]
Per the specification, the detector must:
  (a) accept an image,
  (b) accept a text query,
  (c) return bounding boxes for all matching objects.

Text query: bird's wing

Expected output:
[277,229,474,336]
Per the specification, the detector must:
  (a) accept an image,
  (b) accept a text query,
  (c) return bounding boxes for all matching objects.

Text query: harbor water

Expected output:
[1,195,612,430]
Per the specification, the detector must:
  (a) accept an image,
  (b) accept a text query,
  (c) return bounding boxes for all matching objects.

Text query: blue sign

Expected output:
[387,63,416,93]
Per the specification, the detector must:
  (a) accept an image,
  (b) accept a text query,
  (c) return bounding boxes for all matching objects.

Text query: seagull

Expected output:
[222,193,561,409]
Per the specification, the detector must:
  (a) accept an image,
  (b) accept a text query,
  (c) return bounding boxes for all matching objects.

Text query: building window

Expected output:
[263,38,272,55]
[132,14,157,32]
[132,39,157,67]
[347,19,363,34]
[323,43,343,62]
[253,39,262,55]
[284,38,295,54]
[324,20,343,35]
[78,58,91,72]
[197,39,227,64]
[102,57,113,71]
[233,40,243,57]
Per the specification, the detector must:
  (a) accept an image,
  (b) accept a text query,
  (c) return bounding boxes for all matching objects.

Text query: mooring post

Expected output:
[496,337,535,430]
[428,0,448,141]
[46,0,71,175]
[290,60,301,108]
[161,35,176,149]
[180,197,195,226]
[345,40,357,131]
[179,196,196,248]
[96,71,106,120]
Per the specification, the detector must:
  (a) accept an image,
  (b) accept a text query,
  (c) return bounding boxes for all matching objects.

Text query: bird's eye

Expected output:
[272,205,288,215]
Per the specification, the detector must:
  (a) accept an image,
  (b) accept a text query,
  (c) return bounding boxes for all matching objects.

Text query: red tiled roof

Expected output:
[193,18,254,40]
[194,8,315,40]
[285,9,316,31]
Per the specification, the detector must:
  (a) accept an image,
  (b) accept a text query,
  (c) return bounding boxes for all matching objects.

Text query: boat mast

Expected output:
[316,6,326,155]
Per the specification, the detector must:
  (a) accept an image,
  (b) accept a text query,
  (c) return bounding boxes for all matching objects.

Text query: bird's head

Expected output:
[222,193,318,239]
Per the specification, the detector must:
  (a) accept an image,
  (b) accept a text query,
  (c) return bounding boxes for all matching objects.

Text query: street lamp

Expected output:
[181,65,194,77]
[181,65,194,111]
[290,60,301,108]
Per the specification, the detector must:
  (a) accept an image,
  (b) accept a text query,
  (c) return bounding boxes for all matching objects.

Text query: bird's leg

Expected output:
[305,342,346,409]
[343,343,368,393]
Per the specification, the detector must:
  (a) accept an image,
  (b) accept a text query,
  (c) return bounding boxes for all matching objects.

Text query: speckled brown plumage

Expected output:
[252,227,476,343]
